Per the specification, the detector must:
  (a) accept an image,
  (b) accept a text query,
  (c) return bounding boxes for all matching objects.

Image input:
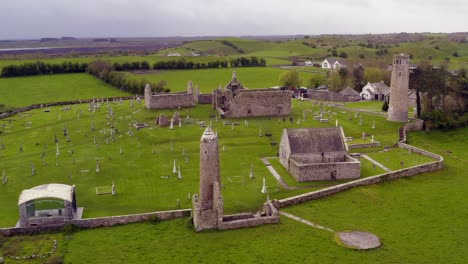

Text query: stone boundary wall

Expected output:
[347,142,381,149]
[0,96,135,120]
[198,94,212,104]
[220,216,279,230]
[0,209,190,236]
[400,119,424,143]
[274,145,443,208]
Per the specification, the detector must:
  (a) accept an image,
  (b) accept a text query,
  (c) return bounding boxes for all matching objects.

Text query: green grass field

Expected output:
[126,67,324,93]
[0,99,410,228]
[0,127,464,263]
[0,73,130,108]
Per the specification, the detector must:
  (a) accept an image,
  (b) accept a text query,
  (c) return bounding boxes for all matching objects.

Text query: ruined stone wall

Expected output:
[0,209,191,236]
[347,142,381,150]
[219,215,279,230]
[274,146,443,208]
[145,93,195,109]
[288,155,361,181]
[198,94,213,104]
[226,89,291,118]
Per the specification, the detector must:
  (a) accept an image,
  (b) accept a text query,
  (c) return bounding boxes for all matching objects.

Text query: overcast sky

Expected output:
[1,0,467,39]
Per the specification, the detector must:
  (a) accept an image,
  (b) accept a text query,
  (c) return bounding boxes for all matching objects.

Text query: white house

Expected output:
[166,52,181,57]
[360,81,390,101]
[321,58,346,69]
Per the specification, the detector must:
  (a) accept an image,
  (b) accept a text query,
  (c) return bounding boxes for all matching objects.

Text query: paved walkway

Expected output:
[361,154,392,172]
[279,211,334,232]
[260,157,293,190]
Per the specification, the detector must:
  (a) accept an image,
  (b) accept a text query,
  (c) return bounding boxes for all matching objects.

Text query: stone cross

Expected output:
[177,166,182,180]
[371,135,375,143]
[261,177,267,194]
[173,160,177,174]
[112,182,116,195]
[2,170,7,184]
[259,127,263,137]
[169,118,174,130]
[56,143,60,156]
[31,163,35,176]
[96,160,101,173]
[249,163,255,179]
[372,120,376,129]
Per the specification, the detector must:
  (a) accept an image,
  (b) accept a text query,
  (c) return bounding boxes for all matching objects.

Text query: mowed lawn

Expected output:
[0,100,406,227]
[0,73,130,108]
[126,67,324,93]
[1,127,463,263]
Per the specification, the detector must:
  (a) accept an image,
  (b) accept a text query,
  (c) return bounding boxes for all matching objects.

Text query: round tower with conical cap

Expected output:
[388,54,410,122]
[192,126,223,231]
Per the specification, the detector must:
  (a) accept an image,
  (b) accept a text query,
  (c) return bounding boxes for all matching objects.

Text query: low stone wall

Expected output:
[0,96,135,120]
[198,94,212,104]
[220,216,279,230]
[289,156,361,181]
[274,145,443,208]
[400,119,424,143]
[307,90,360,102]
[0,209,190,236]
[347,141,381,149]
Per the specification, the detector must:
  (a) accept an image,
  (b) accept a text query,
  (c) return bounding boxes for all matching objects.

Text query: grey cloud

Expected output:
[0,0,466,39]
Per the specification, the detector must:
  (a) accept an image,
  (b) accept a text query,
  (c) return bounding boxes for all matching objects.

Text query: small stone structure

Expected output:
[279,127,361,181]
[18,184,83,227]
[144,81,198,110]
[388,54,410,122]
[156,114,170,127]
[212,71,291,118]
[192,127,279,232]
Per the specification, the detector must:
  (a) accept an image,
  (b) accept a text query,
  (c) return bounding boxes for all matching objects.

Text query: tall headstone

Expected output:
[192,127,223,232]
[388,54,410,122]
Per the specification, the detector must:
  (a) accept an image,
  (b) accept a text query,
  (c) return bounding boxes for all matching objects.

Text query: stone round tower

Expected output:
[387,54,410,122]
[192,127,223,231]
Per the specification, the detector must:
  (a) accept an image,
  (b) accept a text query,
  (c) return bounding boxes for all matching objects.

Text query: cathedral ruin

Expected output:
[212,71,291,118]
[387,53,410,122]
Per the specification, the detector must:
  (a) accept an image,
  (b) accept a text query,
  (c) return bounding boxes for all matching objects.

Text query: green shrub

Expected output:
[381,101,389,112]
[185,217,194,230]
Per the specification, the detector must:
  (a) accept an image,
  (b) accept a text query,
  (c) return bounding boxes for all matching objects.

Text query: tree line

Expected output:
[88,60,169,94]
[113,57,266,71]
[1,61,88,77]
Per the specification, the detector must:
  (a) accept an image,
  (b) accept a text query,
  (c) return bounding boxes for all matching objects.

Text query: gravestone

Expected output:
[249,164,255,179]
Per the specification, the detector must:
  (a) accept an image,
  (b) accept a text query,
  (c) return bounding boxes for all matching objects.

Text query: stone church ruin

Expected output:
[213,71,291,118]
[192,127,279,232]
[144,81,199,110]
[279,127,361,182]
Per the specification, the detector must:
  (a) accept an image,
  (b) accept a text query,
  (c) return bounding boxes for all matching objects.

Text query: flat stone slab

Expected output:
[336,230,381,250]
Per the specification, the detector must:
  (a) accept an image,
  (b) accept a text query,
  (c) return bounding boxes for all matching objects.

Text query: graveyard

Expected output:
[0,91,438,229]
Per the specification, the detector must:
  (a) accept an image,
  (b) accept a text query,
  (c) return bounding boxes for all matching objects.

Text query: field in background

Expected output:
[126,67,323,93]
[0,73,130,108]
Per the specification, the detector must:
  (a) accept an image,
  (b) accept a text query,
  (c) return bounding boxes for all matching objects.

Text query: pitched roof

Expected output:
[339,87,360,96]
[285,127,345,154]
[18,184,75,205]
[324,58,346,66]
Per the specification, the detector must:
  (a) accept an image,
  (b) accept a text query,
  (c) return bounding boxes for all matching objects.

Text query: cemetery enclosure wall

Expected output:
[0,209,191,236]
